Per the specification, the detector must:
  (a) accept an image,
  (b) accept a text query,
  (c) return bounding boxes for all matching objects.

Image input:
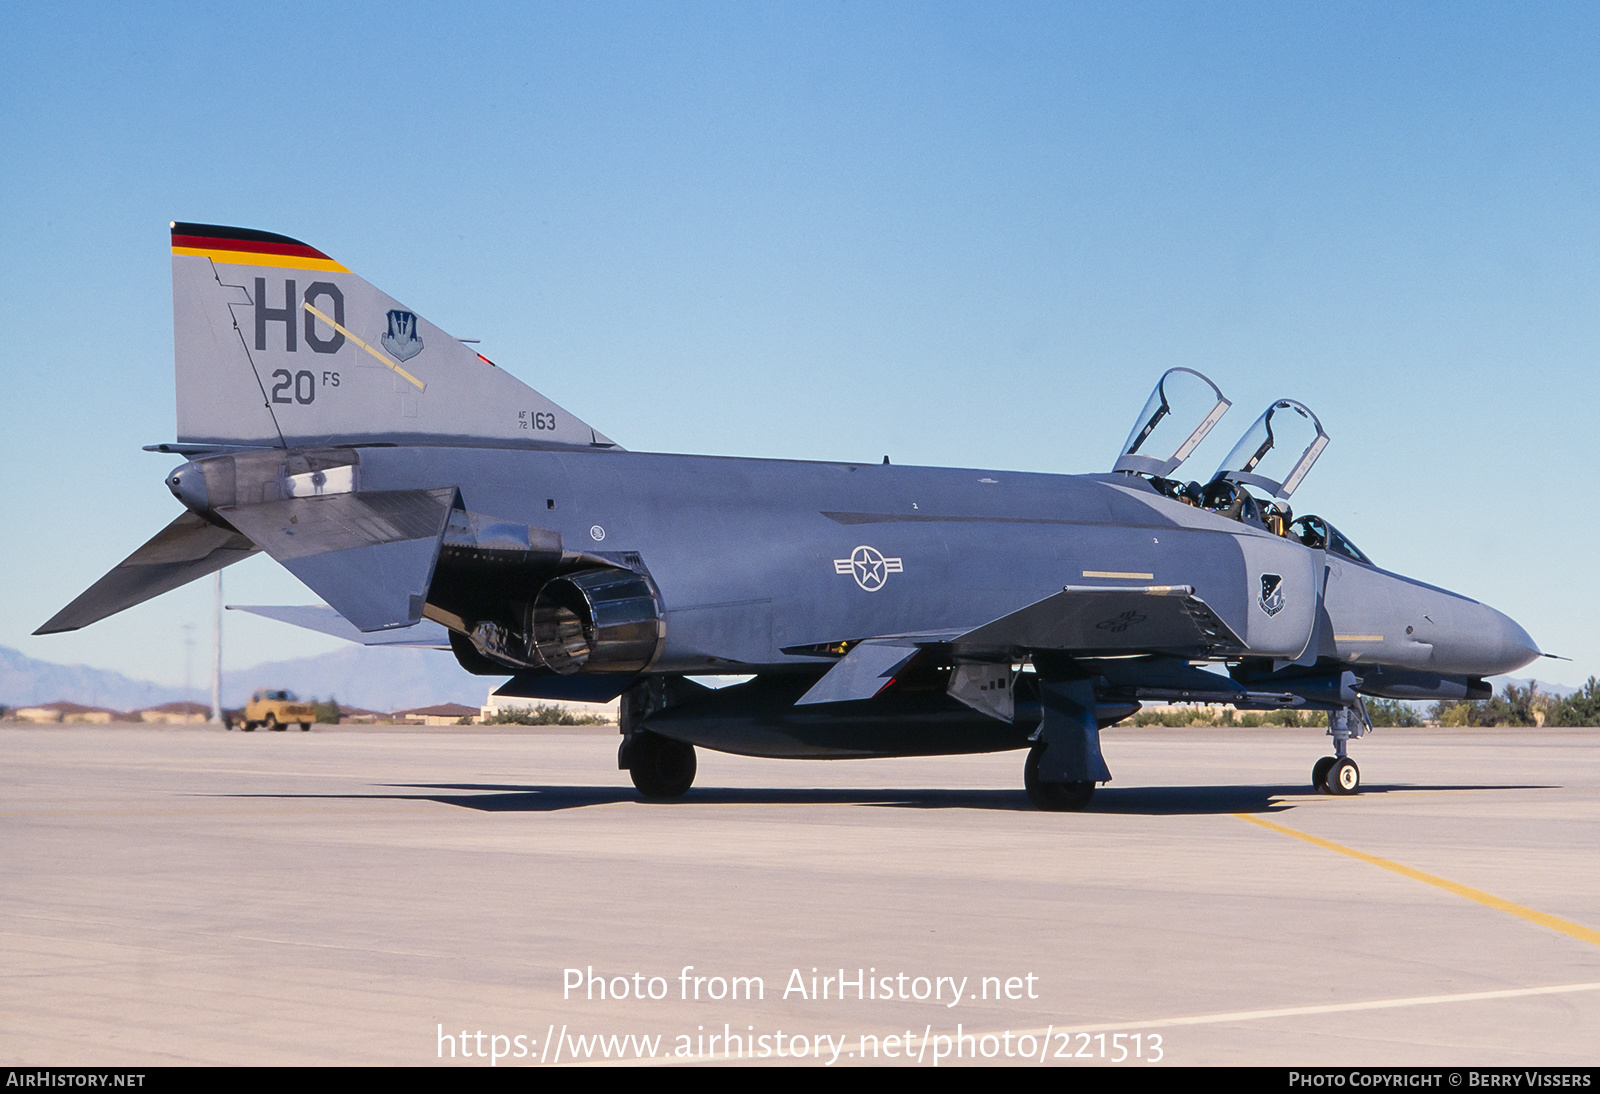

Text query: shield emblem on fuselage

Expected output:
[1259,573,1285,617]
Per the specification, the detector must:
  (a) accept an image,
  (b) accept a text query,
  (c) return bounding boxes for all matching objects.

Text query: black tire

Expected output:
[242,722,256,732]
[265,714,282,732]
[1312,755,1337,792]
[300,723,311,732]
[627,732,697,799]
[1326,757,1360,795]
[1023,746,1095,811]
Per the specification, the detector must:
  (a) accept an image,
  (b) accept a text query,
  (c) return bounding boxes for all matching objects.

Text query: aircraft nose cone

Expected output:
[167,462,209,513]
[1425,599,1541,676]
[1480,606,1541,676]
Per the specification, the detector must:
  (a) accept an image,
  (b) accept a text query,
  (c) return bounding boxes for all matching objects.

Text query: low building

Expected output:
[393,703,481,726]
[337,706,388,725]
[136,701,212,724]
[11,701,122,724]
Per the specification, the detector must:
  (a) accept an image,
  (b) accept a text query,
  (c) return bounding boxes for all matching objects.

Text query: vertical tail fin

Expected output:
[170,222,617,450]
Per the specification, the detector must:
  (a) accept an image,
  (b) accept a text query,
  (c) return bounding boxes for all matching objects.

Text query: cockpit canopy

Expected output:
[1117,379,1351,547]
[1113,368,1231,479]
[1211,399,1329,501]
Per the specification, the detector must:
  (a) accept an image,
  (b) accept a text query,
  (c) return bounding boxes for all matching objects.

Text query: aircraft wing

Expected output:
[950,584,1245,660]
[35,511,260,634]
[228,604,452,649]
[791,585,1245,708]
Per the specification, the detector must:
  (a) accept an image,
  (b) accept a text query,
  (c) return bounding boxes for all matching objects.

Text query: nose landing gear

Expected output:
[1312,755,1335,789]
[1314,753,1361,794]
[1325,756,1360,794]
[1312,702,1369,794]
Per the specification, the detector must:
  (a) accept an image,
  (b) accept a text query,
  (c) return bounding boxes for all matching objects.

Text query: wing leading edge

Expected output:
[950,583,1245,660]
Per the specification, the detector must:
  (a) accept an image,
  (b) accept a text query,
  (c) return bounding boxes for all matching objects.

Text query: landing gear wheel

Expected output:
[1326,756,1360,795]
[628,732,697,799]
[265,714,282,732]
[1312,755,1336,792]
[1023,746,1095,811]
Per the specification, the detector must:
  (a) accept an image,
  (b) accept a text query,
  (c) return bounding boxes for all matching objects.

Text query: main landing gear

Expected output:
[620,729,697,799]
[618,680,699,800]
[1312,704,1368,795]
[1021,671,1110,811]
[1024,745,1095,811]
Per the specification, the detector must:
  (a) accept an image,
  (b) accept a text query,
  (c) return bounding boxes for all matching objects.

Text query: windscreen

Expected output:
[1292,516,1372,565]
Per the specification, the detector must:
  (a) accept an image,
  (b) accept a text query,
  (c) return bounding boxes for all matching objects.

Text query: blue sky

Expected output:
[3,2,1597,689]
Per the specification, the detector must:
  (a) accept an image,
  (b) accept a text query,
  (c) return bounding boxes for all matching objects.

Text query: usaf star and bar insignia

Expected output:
[833,545,904,592]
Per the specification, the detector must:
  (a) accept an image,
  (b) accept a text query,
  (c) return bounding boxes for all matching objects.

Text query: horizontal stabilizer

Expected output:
[953,584,1245,658]
[35,512,259,634]
[795,639,921,706]
[220,488,455,631]
[228,604,451,648]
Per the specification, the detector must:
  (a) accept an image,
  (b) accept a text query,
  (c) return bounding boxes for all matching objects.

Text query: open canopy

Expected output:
[1212,399,1329,500]
[1113,368,1231,478]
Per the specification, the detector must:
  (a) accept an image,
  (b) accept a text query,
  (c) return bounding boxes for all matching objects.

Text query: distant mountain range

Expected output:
[0,644,496,714]
[1495,676,1580,700]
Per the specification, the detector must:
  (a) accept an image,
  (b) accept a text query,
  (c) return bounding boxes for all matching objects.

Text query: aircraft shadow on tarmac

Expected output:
[219,781,1553,817]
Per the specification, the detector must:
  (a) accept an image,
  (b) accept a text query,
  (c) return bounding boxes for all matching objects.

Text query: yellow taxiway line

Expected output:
[1236,812,1600,948]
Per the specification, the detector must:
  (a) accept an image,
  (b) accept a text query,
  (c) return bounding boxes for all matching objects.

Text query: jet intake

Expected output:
[528,567,663,674]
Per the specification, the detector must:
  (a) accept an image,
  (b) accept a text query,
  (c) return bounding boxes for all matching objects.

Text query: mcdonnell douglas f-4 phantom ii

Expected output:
[38,222,1546,809]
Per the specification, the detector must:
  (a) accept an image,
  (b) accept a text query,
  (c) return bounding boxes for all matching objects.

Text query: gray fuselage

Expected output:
[329,444,1536,680]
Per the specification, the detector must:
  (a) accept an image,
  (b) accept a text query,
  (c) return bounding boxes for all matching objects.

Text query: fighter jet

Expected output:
[36,223,1545,809]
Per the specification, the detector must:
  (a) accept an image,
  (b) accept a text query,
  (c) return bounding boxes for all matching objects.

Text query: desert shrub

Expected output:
[485,703,610,726]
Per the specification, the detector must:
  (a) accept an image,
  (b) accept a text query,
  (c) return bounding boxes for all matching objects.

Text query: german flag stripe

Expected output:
[169,222,349,272]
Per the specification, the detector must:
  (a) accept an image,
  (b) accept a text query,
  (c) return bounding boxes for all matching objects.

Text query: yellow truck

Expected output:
[237,689,316,731]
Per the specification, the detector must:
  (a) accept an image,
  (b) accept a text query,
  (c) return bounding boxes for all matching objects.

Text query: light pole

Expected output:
[210,571,223,724]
